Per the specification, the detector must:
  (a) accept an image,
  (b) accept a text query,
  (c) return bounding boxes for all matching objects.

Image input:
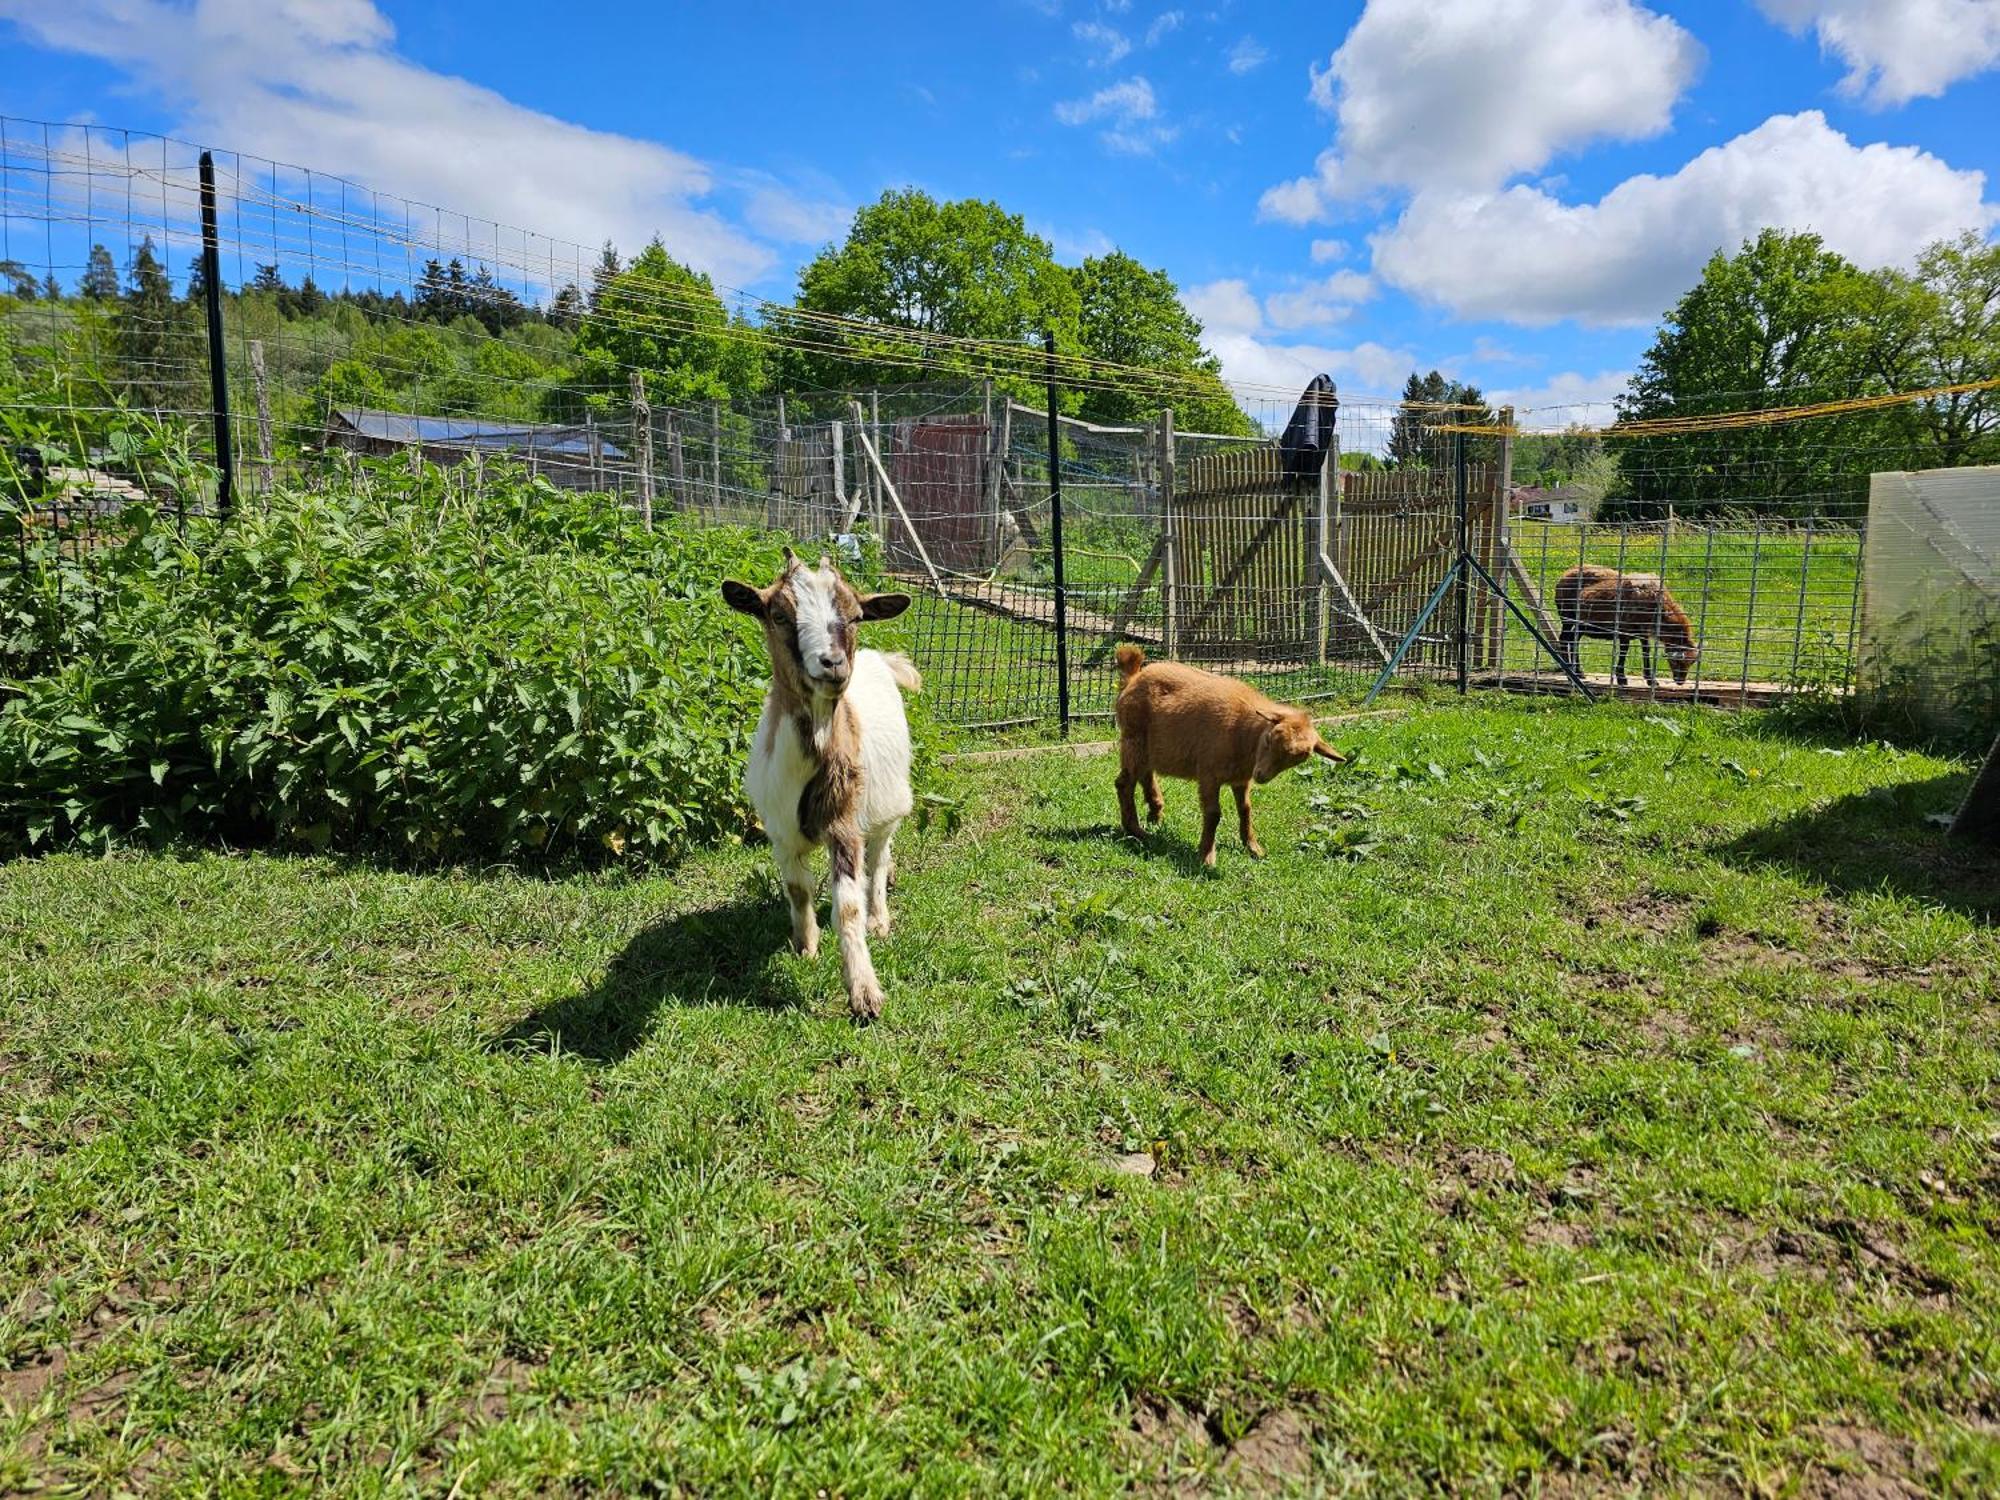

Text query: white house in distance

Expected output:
[1509,483,1588,523]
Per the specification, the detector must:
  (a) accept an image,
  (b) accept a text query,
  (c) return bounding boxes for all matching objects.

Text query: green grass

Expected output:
[1502,522,1861,689]
[5,699,1999,1495]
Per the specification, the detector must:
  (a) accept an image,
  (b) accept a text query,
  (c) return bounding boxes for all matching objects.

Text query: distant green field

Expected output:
[1501,521,1862,690]
[900,521,1864,729]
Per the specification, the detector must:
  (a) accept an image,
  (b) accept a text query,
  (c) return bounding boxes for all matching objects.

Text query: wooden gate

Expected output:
[1329,465,1505,670]
[766,426,845,541]
[1171,448,1318,661]
[1166,450,1506,670]
[887,414,995,573]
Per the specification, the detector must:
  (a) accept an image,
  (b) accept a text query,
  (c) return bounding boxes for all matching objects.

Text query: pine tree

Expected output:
[0,259,37,300]
[549,282,583,332]
[79,243,120,301]
[117,236,189,409]
[588,242,622,311]
[1388,370,1492,467]
[251,263,285,293]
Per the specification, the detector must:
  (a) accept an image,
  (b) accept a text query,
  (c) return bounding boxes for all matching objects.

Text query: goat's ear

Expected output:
[1257,708,1285,727]
[1313,738,1348,763]
[860,591,912,622]
[721,579,766,618]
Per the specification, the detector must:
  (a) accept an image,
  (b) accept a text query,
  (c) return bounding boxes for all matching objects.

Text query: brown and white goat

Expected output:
[1113,645,1346,868]
[1555,564,1701,688]
[722,549,918,1022]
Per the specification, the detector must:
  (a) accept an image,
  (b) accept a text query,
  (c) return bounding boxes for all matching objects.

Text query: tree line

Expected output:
[7,206,1993,514]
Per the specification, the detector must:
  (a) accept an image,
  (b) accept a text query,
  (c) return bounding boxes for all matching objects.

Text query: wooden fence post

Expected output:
[1159,407,1178,660]
[870,390,883,533]
[1489,405,1514,669]
[709,401,722,510]
[248,339,274,492]
[666,411,686,512]
[630,370,654,528]
[1317,434,1334,666]
[831,418,850,531]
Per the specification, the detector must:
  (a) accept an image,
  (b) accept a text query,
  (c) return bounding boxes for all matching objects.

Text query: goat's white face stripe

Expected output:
[790,566,843,677]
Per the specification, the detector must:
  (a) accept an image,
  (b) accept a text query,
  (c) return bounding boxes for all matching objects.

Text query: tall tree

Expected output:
[1389,370,1491,467]
[1615,229,1886,514]
[560,238,759,411]
[1070,251,1251,434]
[1861,232,2000,467]
[79,243,119,302]
[251,263,285,294]
[776,189,1080,403]
[548,282,584,332]
[117,235,190,409]
[588,242,623,312]
[0,259,38,300]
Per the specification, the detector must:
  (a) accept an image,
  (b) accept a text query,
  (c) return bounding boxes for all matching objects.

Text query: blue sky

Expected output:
[2,0,1997,419]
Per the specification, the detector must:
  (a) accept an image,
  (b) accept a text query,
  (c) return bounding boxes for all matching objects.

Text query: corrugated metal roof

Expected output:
[332,408,624,460]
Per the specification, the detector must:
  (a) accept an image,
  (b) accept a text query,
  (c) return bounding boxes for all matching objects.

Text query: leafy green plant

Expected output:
[0,455,847,866]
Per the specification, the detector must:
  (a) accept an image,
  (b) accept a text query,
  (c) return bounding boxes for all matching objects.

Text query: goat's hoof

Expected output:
[848,982,885,1024]
[867,912,892,938]
[792,933,819,958]
[1146,805,1163,824]
[1245,842,1266,860]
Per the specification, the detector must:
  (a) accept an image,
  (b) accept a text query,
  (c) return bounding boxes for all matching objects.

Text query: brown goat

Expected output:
[1113,645,1346,868]
[1555,564,1701,687]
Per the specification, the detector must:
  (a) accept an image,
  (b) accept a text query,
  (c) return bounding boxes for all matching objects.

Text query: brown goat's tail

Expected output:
[1114,643,1147,683]
[882,652,923,695]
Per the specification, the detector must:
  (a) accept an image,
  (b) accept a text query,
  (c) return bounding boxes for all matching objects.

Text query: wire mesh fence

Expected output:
[4,114,1990,740]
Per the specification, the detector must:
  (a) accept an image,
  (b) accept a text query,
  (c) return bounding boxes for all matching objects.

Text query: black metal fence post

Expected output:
[197,151,235,518]
[1044,330,1070,737]
[1454,425,1469,696]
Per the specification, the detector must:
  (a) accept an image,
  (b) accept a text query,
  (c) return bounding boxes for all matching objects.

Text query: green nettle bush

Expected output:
[0,461,844,865]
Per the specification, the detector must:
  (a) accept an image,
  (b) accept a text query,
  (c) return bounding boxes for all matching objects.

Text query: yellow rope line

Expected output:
[1431,377,2000,439]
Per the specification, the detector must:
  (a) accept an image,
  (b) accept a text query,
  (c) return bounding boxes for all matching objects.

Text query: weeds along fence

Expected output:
[0,116,1937,735]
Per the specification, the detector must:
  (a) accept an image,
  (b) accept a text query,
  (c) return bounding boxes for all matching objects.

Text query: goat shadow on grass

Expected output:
[492,880,811,1063]
[1038,821,1221,878]
[1712,772,1998,925]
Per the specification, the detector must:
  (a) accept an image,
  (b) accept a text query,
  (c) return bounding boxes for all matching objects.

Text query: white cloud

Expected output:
[0,0,778,284]
[1309,238,1349,263]
[1756,0,2000,107]
[1074,20,1133,65]
[1039,223,1118,264]
[1484,369,1633,416]
[1264,270,1376,330]
[1226,36,1268,74]
[1186,277,1414,410]
[1186,278,1265,336]
[1261,0,1701,221]
[1054,77,1158,125]
[740,182,852,247]
[1257,174,1328,227]
[1370,111,1996,325]
[1146,10,1184,45]
[1053,76,1176,154]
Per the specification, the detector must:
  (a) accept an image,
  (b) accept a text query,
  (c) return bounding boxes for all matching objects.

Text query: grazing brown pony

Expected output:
[1113,645,1346,868]
[1555,564,1701,687]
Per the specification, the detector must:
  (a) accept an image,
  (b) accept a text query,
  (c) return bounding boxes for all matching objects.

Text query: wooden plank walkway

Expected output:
[936,578,1161,645]
[1471,670,1819,710]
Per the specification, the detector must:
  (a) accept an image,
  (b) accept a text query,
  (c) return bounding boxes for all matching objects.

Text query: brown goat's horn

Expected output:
[1313,738,1348,763]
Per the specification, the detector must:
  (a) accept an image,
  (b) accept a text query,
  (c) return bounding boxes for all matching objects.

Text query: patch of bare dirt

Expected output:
[1805,1424,1928,1498]
[1215,1408,1314,1494]
[437,1352,548,1442]
[1584,889,1695,939]
[1122,1399,1317,1496]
